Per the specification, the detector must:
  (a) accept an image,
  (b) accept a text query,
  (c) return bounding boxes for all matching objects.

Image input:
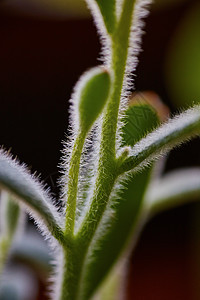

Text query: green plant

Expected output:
[1,0,200,299]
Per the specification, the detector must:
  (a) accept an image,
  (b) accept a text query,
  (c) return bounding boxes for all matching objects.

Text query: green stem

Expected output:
[61,1,138,298]
[65,131,86,237]
[77,0,136,244]
[59,240,84,300]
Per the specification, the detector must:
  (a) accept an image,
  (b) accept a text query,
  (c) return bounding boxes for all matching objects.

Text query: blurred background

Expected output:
[0,0,200,299]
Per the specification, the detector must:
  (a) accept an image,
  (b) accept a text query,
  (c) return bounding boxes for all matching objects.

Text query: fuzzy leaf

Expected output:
[77,66,111,133]
[0,191,20,239]
[0,191,25,273]
[120,106,200,174]
[81,170,151,299]
[145,168,200,215]
[121,103,160,146]
[0,150,64,243]
[12,233,52,274]
[79,102,160,299]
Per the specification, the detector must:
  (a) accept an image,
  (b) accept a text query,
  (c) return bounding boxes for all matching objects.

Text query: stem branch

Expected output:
[65,131,86,237]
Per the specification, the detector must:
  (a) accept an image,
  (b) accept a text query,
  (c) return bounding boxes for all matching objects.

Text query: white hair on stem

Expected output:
[74,122,103,232]
[60,121,103,232]
[59,67,105,224]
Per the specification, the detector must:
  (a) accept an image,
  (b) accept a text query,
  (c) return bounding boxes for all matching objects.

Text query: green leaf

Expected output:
[0,150,64,243]
[120,105,200,174]
[79,102,160,299]
[0,191,24,273]
[12,233,52,275]
[65,67,111,237]
[93,261,126,300]
[77,67,111,133]
[80,169,152,300]
[0,191,20,239]
[91,0,117,34]
[145,168,200,216]
[121,102,160,146]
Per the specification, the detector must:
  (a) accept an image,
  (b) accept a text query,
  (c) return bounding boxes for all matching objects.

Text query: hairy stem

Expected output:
[65,131,86,237]
[61,1,141,298]
[59,240,84,300]
[77,0,136,245]
[59,1,137,299]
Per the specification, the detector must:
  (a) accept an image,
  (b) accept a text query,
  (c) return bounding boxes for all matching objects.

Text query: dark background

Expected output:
[1,0,200,299]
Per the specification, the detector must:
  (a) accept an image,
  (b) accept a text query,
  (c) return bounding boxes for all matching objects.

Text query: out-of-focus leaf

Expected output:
[0,191,25,273]
[0,192,20,239]
[0,266,38,300]
[81,169,152,300]
[145,168,200,215]
[165,3,200,107]
[12,231,52,275]
[79,95,161,300]
[93,261,126,300]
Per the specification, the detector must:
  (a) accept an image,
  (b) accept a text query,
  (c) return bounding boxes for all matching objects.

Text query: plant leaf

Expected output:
[121,102,160,146]
[80,169,152,299]
[0,150,64,243]
[79,102,160,299]
[77,66,111,133]
[0,191,24,273]
[145,168,200,215]
[12,232,52,275]
[120,105,200,174]
[0,191,21,239]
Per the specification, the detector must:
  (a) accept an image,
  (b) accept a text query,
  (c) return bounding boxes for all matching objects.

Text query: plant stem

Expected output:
[59,240,84,300]
[61,1,137,298]
[77,0,136,245]
[65,131,86,237]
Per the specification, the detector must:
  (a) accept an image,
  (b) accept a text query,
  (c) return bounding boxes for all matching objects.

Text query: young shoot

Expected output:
[0,0,200,300]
